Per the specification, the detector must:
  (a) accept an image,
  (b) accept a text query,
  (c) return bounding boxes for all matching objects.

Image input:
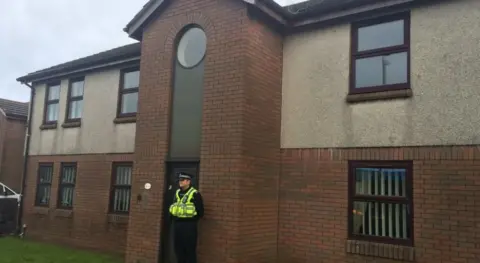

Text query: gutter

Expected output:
[17,56,140,84]
[16,82,34,237]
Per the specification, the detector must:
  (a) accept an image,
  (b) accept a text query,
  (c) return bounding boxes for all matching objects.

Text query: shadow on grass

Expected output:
[0,237,123,263]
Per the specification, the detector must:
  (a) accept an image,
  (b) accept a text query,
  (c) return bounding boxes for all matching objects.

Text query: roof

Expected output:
[17,42,141,84]
[124,0,415,39]
[0,98,29,119]
[17,0,416,85]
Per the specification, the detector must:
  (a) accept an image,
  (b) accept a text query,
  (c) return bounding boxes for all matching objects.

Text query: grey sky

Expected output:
[1,0,302,102]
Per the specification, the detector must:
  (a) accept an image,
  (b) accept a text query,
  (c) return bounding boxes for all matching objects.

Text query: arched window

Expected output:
[169,26,207,159]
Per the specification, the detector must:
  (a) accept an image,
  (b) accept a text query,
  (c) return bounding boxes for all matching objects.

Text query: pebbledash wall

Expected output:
[21,0,480,262]
[279,0,480,262]
[23,67,137,254]
[279,1,480,262]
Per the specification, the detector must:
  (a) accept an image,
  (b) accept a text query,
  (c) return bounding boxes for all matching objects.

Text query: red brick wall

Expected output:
[23,153,133,255]
[126,0,283,262]
[0,118,27,192]
[279,146,480,263]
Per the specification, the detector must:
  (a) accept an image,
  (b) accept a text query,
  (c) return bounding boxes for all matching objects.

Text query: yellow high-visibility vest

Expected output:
[169,187,198,218]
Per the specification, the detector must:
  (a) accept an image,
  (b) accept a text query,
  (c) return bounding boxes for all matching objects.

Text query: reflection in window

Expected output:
[118,68,139,117]
[35,164,53,206]
[45,84,60,123]
[349,162,413,245]
[58,164,77,209]
[355,52,408,88]
[67,78,84,120]
[357,20,404,52]
[351,14,410,93]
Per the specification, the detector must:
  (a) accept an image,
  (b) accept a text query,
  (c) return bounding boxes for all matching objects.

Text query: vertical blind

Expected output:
[59,166,76,207]
[112,166,132,213]
[352,168,409,239]
[37,165,53,205]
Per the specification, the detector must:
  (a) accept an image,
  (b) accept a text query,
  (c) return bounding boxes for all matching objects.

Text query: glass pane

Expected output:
[358,20,404,52]
[46,103,59,122]
[123,71,139,90]
[170,63,204,158]
[48,85,60,100]
[116,166,132,186]
[59,186,74,207]
[177,27,207,68]
[352,201,409,239]
[355,52,407,89]
[355,167,406,197]
[5,187,15,196]
[121,93,138,114]
[39,166,53,183]
[68,100,83,119]
[62,166,76,184]
[36,185,51,205]
[113,188,131,212]
[71,80,84,97]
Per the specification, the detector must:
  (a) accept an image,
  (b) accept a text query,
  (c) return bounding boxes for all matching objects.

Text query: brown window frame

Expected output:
[43,83,61,125]
[109,162,133,214]
[34,163,54,207]
[57,162,77,210]
[349,12,411,94]
[116,67,139,118]
[65,77,84,123]
[348,161,414,246]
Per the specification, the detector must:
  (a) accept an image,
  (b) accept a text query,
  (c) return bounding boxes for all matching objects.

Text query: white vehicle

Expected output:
[0,182,21,202]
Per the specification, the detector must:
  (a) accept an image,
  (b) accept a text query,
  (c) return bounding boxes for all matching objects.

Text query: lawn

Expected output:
[0,237,123,263]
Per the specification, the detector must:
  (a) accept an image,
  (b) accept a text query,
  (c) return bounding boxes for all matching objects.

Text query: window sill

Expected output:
[53,209,73,218]
[107,214,129,224]
[346,240,414,261]
[61,121,81,128]
[40,123,57,130]
[33,206,49,215]
[113,116,137,124]
[346,89,412,103]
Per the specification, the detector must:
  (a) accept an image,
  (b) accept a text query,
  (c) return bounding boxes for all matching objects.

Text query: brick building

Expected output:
[0,98,28,193]
[16,0,480,263]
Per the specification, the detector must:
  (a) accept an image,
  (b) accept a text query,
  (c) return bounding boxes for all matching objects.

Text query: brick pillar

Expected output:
[125,1,283,262]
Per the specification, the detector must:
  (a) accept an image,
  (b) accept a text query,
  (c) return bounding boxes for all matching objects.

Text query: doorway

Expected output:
[160,161,199,263]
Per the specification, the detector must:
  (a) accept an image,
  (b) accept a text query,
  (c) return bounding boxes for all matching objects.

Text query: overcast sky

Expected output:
[1,0,304,102]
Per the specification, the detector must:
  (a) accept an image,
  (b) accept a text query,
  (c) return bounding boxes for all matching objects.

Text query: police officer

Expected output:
[169,172,204,263]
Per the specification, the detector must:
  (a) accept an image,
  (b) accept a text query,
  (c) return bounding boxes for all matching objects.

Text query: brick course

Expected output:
[0,118,26,192]
[23,153,133,255]
[126,0,283,262]
[19,1,480,263]
[279,146,480,263]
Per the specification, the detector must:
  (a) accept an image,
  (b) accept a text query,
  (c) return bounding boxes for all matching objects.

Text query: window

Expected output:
[66,77,84,122]
[110,163,133,213]
[44,83,61,124]
[3,186,15,196]
[0,185,13,196]
[35,163,53,206]
[350,13,410,94]
[169,26,207,158]
[57,163,77,209]
[117,68,139,117]
[348,161,413,246]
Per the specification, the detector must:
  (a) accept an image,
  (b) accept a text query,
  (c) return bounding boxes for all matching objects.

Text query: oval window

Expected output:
[176,27,207,68]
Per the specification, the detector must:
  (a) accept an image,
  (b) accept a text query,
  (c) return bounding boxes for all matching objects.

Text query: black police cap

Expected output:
[178,172,193,180]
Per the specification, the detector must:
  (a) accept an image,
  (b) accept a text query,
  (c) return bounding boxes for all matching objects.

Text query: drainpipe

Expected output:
[16,82,34,237]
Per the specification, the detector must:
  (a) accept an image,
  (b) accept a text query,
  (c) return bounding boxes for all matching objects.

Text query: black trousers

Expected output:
[173,220,198,263]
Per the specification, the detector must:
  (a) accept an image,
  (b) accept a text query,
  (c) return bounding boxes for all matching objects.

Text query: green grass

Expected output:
[0,237,123,263]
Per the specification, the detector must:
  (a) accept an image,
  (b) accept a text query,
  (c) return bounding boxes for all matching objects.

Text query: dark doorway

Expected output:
[160,161,199,263]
